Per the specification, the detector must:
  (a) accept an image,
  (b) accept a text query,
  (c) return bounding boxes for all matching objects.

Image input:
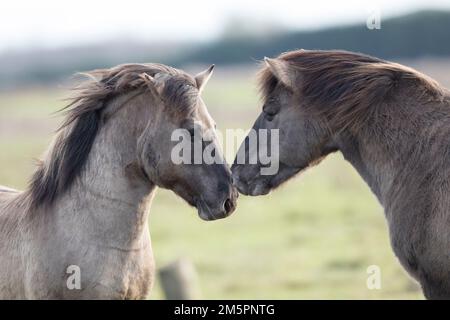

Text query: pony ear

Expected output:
[195,64,215,93]
[140,73,164,96]
[264,57,295,89]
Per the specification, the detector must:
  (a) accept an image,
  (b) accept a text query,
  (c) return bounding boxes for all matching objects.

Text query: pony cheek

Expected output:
[278,142,303,167]
[139,144,161,182]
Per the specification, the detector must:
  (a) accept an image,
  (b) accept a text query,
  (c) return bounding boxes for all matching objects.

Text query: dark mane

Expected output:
[25,63,196,209]
[258,50,445,131]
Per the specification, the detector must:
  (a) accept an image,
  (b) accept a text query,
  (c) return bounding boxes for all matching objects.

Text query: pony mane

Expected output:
[25,63,196,210]
[258,50,445,132]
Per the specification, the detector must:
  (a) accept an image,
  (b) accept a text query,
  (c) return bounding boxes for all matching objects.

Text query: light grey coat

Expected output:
[0,63,237,299]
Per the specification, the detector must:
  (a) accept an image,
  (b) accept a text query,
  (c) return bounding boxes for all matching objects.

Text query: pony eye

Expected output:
[264,113,275,122]
[263,105,277,121]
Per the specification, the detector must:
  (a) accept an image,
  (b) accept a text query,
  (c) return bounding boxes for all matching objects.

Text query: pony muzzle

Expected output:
[196,189,238,221]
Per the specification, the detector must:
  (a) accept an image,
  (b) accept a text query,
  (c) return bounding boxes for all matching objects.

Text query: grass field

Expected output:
[4,60,449,299]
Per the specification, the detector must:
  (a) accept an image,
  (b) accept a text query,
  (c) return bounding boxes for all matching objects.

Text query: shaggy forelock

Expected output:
[258,50,444,132]
[162,75,199,116]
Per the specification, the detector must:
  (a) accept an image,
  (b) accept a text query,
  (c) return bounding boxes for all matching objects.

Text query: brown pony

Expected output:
[232,49,450,299]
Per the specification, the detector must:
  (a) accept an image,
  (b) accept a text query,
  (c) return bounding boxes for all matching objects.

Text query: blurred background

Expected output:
[2,0,450,299]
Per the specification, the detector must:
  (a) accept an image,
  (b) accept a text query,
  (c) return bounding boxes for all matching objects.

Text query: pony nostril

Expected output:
[223,198,233,214]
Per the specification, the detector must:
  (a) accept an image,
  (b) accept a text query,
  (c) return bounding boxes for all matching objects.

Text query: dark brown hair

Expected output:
[259,50,444,132]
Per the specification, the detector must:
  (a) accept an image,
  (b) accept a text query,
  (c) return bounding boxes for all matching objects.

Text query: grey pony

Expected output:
[0,63,237,299]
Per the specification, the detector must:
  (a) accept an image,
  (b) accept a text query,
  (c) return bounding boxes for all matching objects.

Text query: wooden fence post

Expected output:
[159,258,201,300]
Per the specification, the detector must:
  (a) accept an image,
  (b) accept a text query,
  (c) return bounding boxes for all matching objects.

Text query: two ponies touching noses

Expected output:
[2,48,450,300]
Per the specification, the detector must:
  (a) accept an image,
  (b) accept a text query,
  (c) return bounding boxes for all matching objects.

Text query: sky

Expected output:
[1,0,450,52]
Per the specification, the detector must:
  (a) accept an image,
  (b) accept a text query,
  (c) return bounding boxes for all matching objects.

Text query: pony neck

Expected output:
[336,130,396,205]
[53,95,156,249]
[336,97,450,209]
